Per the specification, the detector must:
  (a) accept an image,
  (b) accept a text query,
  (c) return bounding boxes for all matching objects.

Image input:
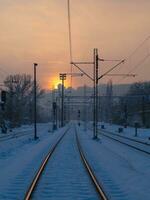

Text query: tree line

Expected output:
[0,74,45,129]
[101,81,150,128]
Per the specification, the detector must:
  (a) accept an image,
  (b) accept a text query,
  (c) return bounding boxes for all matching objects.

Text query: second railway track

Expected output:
[0,129,33,142]
[99,129,150,155]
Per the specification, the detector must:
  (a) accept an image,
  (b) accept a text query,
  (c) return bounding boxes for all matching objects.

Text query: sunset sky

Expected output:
[0,0,150,89]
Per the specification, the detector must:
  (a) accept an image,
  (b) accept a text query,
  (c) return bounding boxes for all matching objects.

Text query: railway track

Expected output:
[99,129,150,155]
[0,129,33,142]
[75,128,108,200]
[24,128,69,200]
[24,126,108,200]
[100,128,150,146]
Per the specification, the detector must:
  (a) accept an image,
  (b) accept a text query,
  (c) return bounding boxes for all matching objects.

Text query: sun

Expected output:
[52,77,70,89]
[48,77,61,89]
[47,75,70,90]
[50,78,60,89]
[54,81,61,89]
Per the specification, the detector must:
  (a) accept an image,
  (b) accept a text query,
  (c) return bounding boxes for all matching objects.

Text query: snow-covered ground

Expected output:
[0,122,149,200]
[32,126,99,200]
[0,123,54,140]
[0,123,68,199]
[0,124,33,137]
[78,125,150,200]
[98,122,150,140]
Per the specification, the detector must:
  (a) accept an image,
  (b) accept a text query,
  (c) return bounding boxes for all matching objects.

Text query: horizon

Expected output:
[0,0,149,89]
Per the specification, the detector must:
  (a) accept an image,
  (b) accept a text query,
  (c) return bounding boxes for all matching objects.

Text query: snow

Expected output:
[0,123,68,199]
[98,122,150,141]
[77,125,150,200]
[0,122,150,200]
[0,124,34,142]
[32,127,99,200]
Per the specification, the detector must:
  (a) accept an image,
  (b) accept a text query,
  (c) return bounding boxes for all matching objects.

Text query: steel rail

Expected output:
[75,128,109,200]
[99,128,150,146]
[0,130,33,142]
[88,126,150,155]
[100,131,150,155]
[24,128,69,200]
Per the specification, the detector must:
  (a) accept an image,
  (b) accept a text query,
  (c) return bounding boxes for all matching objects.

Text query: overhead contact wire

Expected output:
[67,0,73,88]
[116,36,150,83]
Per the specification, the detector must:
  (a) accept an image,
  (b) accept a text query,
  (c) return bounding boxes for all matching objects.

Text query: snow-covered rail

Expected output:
[0,129,33,142]
[24,126,107,200]
[100,128,150,146]
[24,128,69,200]
[75,128,108,200]
[99,129,150,155]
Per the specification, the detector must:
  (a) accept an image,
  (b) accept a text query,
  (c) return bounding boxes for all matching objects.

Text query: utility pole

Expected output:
[59,73,66,127]
[95,48,99,138]
[78,109,81,126]
[93,48,99,139]
[52,88,57,131]
[59,72,82,127]
[56,96,59,129]
[57,85,61,127]
[93,49,96,138]
[106,80,113,123]
[67,96,70,123]
[142,96,146,127]
[34,63,38,140]
[124,103,127,128]
[1,90,7,133]
[83,85,87,131]
[71,49,125,139]
[52,101,57,131]
[71,50,96,138]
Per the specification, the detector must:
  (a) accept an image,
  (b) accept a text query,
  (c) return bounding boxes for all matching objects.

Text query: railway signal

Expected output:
[1,90,7,103]
[52,101,57,130]
[59,73,83,127]
[1,90,7,111]
[78,109,80,126]
[33,63,38,140]
[59,73,66,127]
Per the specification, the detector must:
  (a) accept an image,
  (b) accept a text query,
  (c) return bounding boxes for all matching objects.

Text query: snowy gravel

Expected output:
[78,125,150,200]
[1,122,149,200]
[98,122,150,141]
[0,123,68,199]
[99,130,150,154]
[32,126,99,200]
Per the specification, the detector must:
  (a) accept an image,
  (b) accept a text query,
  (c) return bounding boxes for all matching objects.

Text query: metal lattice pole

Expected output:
[34,63,38,140]
[95,48,99,138]
[60,74,66,127]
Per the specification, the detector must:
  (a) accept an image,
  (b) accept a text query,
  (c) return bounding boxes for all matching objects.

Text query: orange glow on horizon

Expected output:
[47,76,70,90]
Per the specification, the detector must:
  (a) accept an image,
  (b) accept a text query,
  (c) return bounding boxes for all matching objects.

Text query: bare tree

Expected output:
[4,74,44,127]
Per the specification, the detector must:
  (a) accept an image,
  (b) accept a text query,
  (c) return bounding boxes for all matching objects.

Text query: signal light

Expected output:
[1,90,7,103]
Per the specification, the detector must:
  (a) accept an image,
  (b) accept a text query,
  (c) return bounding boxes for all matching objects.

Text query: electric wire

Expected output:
[126,36,150,60]
[67,0,73,88]
[98,60,125,80]
[117,54,150,83]
[117,53,150,84]
[115,36,150,84]
[0,65,9,76]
